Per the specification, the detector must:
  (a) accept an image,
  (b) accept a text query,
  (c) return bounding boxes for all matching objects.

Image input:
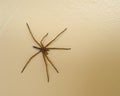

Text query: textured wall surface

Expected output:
[0,0,120,96]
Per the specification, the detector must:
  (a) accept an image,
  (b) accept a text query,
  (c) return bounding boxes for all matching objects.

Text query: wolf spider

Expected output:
[21,23,71,82]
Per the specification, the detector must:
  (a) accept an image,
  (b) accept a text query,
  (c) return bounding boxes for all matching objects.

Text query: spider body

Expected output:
[33,46,49,55]
[21,23,71,82]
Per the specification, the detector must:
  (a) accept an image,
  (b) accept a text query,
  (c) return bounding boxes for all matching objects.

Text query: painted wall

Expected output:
[0,0,120,96]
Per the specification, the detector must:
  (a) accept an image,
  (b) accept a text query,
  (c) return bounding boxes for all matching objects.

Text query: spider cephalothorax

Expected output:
[21,23,71,82]
[33,46,49,54]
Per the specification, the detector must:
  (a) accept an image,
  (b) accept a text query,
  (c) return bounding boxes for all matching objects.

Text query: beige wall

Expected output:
[0,0,120,96]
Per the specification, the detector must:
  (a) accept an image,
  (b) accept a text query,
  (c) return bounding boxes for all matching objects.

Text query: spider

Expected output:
[21,23,71,82]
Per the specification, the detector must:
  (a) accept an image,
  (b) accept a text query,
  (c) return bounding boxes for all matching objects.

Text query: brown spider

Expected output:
[21,23,71,82]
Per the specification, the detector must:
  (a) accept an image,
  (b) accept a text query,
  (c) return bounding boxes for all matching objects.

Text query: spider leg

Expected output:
[26,23,41,47]
[44,54,59,73]
[42,53,49,82]
[45,28,67,47]
[41,33,48,43]
[33,46,41,50]
[21,51,41,73]
[40,33,48,47]
[48,47,71,50]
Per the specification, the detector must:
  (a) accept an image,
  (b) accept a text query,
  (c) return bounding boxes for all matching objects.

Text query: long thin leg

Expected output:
[33,46,41,50]
[48,47,71,50]
[41,33,48,43]
[26,23,41,47]
[42,53,49,82]
[40,33,48,47]
[44,54,59,73]
[21,51,41,73]
[45,28,67,47]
